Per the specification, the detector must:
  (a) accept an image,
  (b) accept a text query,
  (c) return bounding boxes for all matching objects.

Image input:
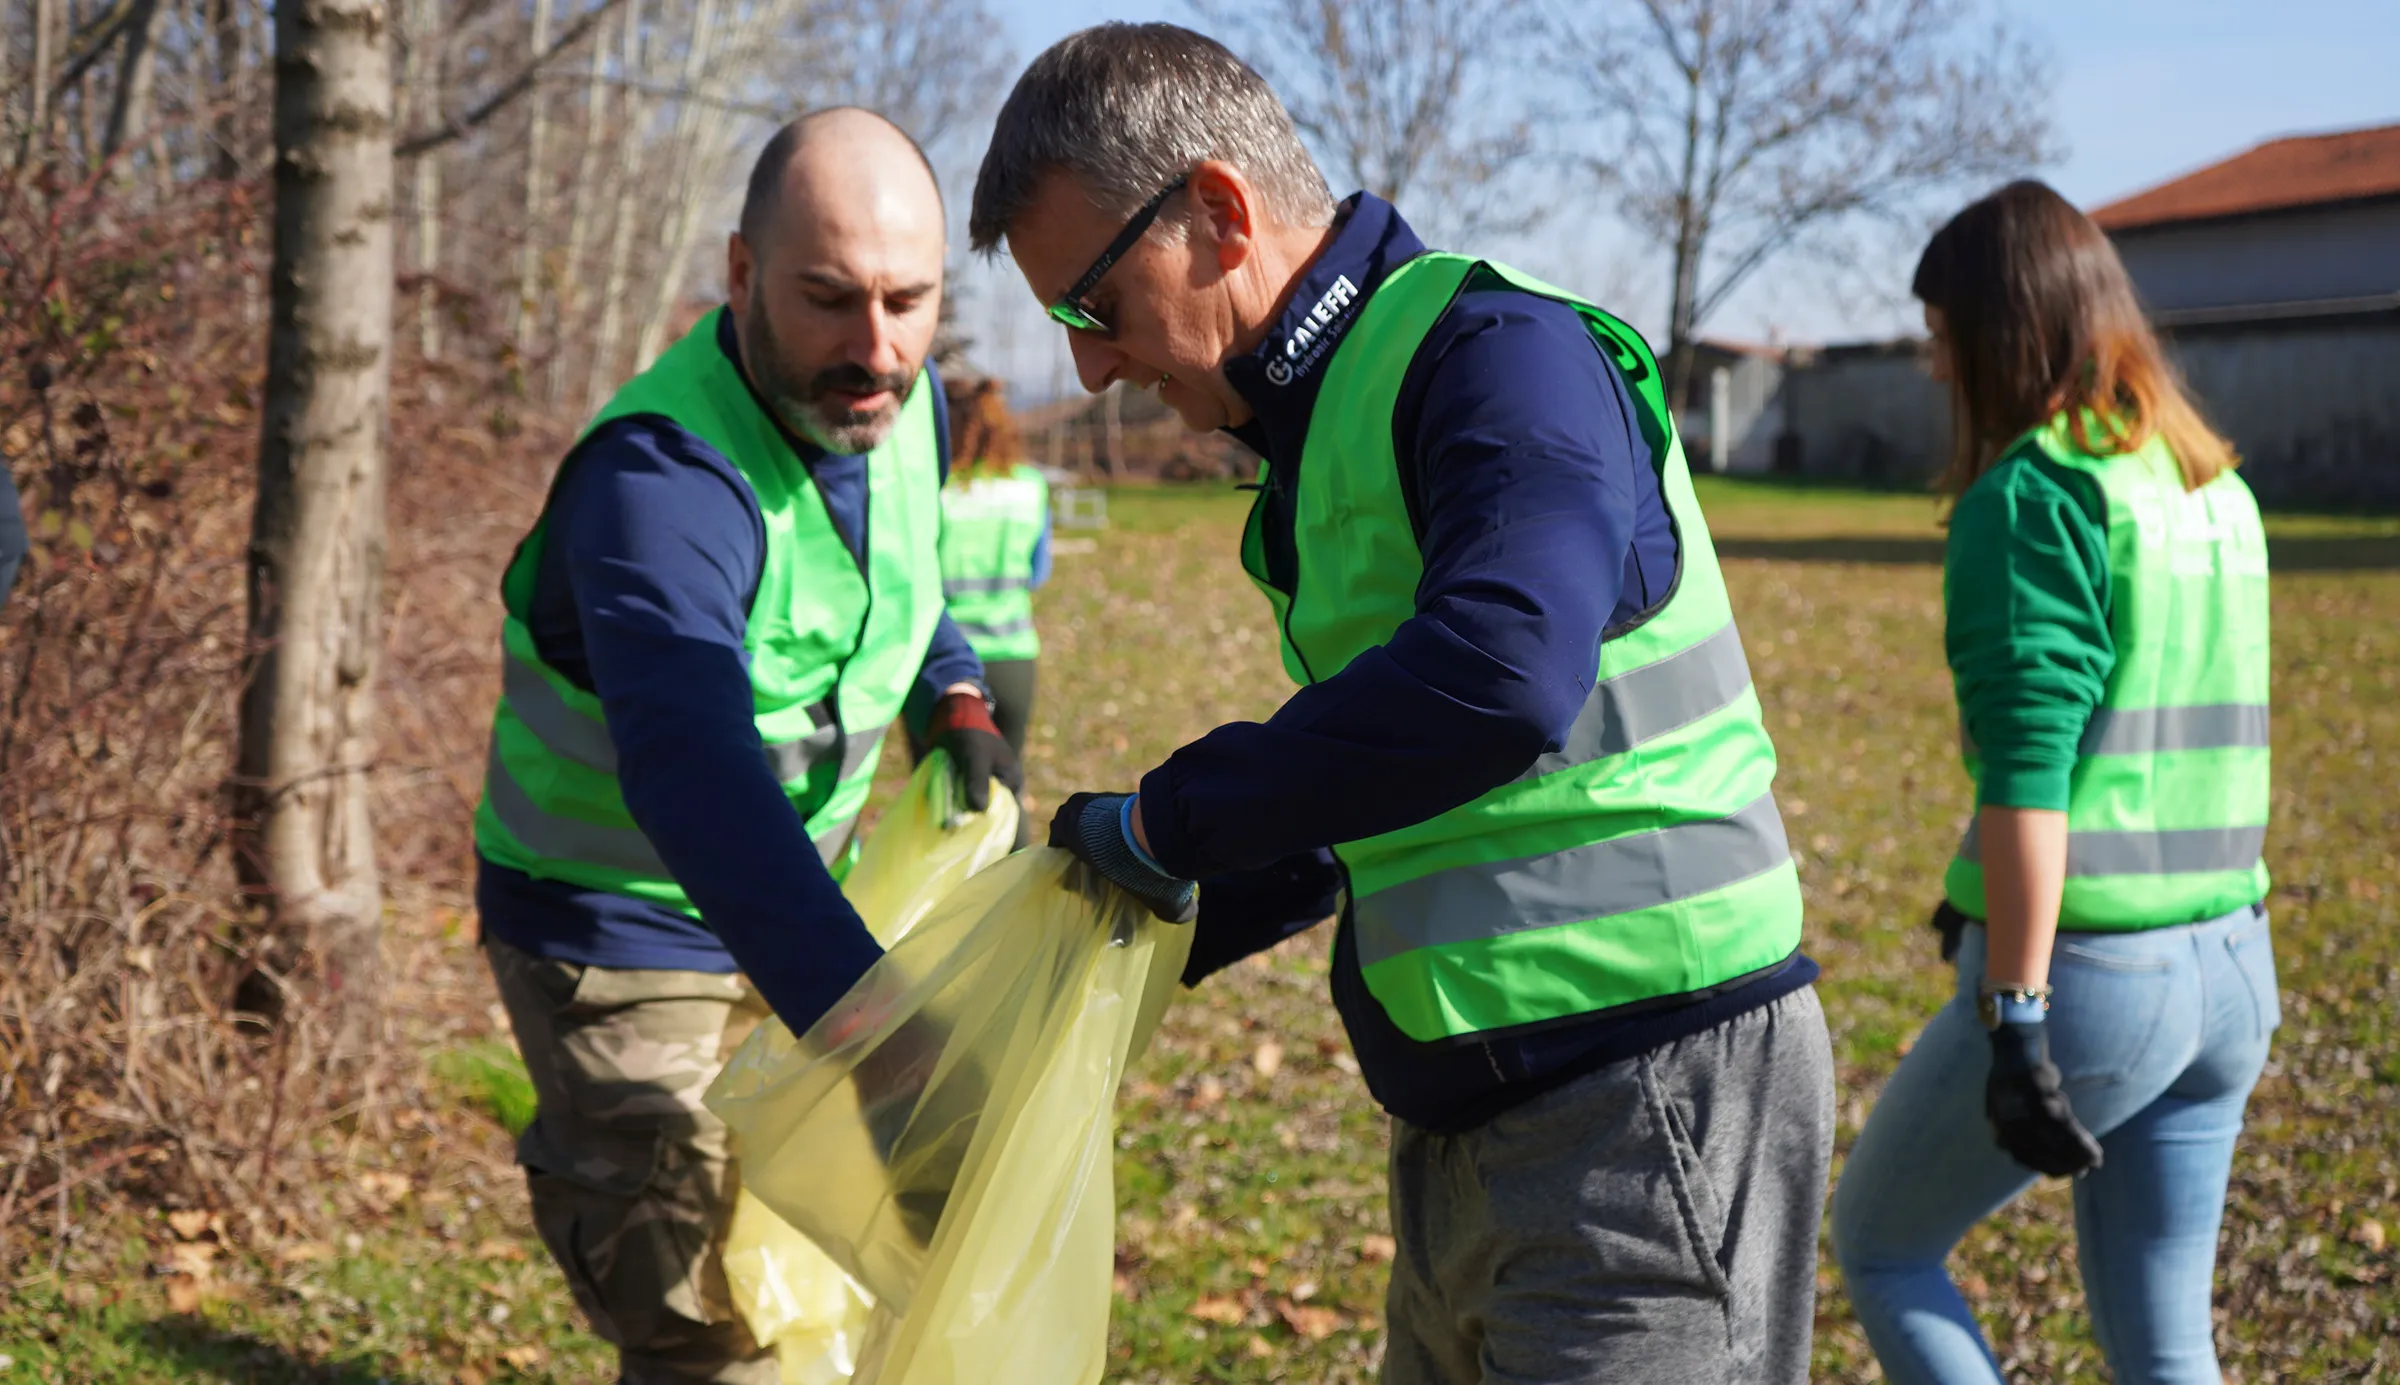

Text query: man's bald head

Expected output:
[738,107,943,252]
[726,108,949,455]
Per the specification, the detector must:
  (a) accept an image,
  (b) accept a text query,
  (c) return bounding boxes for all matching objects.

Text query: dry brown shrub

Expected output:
[0,161,570,1268]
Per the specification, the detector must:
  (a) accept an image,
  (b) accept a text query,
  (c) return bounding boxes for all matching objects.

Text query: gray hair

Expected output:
[968,23,1335,255]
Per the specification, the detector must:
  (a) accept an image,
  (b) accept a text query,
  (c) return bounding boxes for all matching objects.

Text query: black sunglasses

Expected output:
[1046,175,1189,335]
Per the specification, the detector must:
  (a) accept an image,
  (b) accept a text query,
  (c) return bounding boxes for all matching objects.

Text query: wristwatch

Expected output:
[1978,983,2052,1030]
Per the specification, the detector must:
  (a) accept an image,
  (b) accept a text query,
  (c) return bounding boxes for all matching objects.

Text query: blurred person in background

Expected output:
[912,373,1051,845]
[1831,180,2279,1385]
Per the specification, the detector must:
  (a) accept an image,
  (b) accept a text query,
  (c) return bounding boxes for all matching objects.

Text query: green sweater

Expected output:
[1944,447,2115,811]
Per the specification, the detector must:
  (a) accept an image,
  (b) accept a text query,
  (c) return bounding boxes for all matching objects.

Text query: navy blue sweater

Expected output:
[477,314,984,1032]
[1143,195,1814,1133]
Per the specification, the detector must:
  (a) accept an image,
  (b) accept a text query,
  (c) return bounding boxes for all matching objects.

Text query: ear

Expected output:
[1187,160,1257,277]
[727,232,755,314]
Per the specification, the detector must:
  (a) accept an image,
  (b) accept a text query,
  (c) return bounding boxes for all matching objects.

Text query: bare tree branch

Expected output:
[393,0,627,160]
[1549,0,2058,404]
[1194,0,1543,243]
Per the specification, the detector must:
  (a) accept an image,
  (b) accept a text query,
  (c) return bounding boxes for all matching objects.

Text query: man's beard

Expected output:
[745,301,916,454]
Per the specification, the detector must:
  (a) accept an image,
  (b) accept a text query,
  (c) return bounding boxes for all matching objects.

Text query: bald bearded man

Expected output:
[474,109,1016,1383]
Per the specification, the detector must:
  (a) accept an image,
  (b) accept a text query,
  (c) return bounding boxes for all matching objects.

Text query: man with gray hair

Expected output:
[975,23,1835,1384]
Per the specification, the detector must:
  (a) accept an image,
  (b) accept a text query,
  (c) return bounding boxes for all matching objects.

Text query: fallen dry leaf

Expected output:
[166,1209,213,1241]
[164,1275,203,1314]
[165,1242,218,1277]
[276,1241,333,1267]
[474,1239,528,1262]
[356,1170,413,1209]
[1275,1297,1344,1340]
[456,1368,489,1385]
[1251,1040,1284,1079]
[501,1343,548,1370]
[1246,1334,1276,1359]
[1359,1234,1397,1263]
[1190,1294,1247,1325]
[2354,1218,2387,1254]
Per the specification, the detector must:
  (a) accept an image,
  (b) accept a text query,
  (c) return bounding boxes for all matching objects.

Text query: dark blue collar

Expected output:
[1224,193,1428,468]
[715,306,832,468]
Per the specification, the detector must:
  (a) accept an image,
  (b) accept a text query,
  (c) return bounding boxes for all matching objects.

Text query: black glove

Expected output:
[1986,1018,2104,1177]
[1928,898,1971,963]
[925,690,1023,814]
[1048,791,1198,924]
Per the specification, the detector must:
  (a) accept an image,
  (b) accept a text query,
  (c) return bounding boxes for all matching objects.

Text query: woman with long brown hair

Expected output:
[1830,181,2278,1383]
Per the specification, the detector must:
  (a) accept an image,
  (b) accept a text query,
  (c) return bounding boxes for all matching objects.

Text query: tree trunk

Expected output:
[236,0,393,1052]
[401,0,442,361]
[207,0,244,177]
[72,0,102,166]
[584,0,646,413]
[546,8,612,405]
[100,0,165,166]
[511,0,555,358]
[27,0,60,163]
[1661,24,1710,412]
[632,0,728,370]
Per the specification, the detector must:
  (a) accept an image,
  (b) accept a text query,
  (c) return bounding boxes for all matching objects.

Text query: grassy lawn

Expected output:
[5,477,2394,1381]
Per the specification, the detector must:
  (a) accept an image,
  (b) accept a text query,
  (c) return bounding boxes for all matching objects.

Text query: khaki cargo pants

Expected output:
[485,937,778,1385]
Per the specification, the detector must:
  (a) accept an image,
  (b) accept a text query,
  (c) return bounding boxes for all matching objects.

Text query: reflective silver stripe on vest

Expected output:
[1353,792,1792,970]
[957,616,1035,641]
[1958,819,2266,876]
[2078,703,2269,756]
[504,652,620,773]
[762,700,840,783]
[483,740,671,877]
[760,703,883,787]
[813,815,859,866]
[944,576,1032,595]
[1516,620,1755,782]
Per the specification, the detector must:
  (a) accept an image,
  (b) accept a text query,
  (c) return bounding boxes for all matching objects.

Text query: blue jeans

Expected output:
[1832,904,2278,1385]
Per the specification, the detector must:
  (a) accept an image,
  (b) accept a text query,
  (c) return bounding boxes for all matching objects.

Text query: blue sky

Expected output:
[956,0,2400,393]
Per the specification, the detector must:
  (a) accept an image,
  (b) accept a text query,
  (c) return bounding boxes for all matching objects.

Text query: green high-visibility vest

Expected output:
[938,463,1046,662]
[1243,254,1804,1044]
[473,308,945,912]
[1944,418,2271,930]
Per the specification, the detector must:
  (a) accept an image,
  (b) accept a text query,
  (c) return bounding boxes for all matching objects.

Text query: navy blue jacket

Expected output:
[1142,195,1814,1132]
[478,313,984,1032]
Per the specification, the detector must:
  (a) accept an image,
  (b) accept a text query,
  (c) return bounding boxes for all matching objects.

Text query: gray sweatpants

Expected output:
[1383,985,1835,1385]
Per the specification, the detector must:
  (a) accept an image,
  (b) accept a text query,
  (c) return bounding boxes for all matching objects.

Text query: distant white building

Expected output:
[2091,121,2400,506]
[1750,121,2400,506]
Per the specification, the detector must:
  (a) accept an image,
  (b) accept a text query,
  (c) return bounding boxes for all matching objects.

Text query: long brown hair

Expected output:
[942,374,1023,480]
[1913,179,2235,498]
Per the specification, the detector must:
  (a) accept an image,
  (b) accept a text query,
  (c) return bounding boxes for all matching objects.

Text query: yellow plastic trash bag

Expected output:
[708,849,1191,1385]
[722,749,1018,1382]
[723,1189,873,1385]
[844,748,1021,949]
